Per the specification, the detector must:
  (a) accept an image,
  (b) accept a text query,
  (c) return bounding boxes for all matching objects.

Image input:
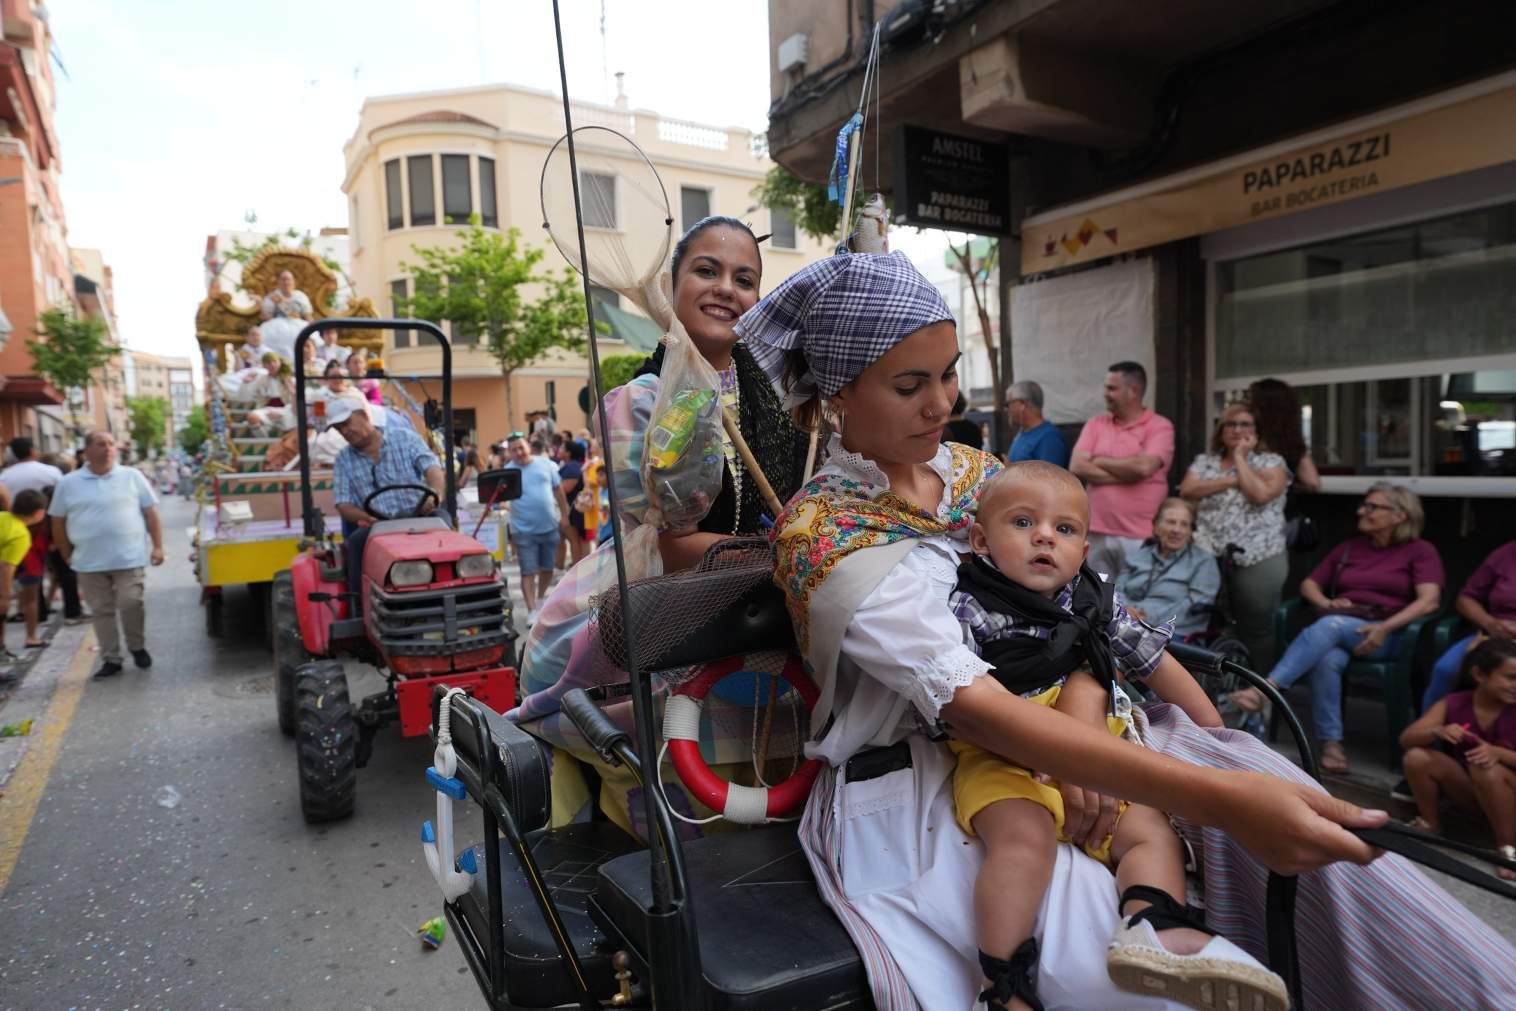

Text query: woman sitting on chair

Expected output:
[1233,482,1442,773]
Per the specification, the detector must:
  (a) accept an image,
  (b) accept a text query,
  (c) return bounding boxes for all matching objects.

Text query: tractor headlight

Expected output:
[388,560,434,587]
[455,553,494,579]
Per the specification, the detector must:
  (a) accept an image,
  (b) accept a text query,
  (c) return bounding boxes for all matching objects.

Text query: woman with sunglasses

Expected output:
[1179,402,1291,669]
[1233,482,1443,772]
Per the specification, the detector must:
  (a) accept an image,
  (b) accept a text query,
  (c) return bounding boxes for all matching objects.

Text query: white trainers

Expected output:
[1107,917,1288,1011]
[526,607,541,625]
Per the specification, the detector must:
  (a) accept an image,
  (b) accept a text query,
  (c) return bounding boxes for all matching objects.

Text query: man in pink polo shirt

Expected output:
[1070,361,1175,580]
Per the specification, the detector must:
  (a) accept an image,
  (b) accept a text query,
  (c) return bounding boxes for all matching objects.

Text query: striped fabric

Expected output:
[1140,704,1516,1010]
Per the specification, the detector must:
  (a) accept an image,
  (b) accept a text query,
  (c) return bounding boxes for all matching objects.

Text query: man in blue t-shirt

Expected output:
[1006,380,1069,467]
[504,435,571,623]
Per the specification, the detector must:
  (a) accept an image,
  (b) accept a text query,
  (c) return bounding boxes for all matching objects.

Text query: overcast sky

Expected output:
[49,0,948,359]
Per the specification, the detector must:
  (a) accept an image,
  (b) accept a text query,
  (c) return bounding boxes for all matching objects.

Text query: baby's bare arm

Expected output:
[1144,653,1223,727]
[1052,669,1110,727]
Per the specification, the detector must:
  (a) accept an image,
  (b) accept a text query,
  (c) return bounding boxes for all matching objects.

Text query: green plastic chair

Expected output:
[1272,598,1441,768]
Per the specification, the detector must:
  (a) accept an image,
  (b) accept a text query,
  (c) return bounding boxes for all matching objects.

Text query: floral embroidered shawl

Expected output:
[771,443,1001,733]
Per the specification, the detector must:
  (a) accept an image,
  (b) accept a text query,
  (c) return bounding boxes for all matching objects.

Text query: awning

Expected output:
[594,299,662,353]
[0,376,66,406]
[1021,72,1516,273]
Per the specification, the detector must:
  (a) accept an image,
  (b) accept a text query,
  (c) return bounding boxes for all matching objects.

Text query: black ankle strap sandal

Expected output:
[979,938,1045,1011]
[1118,884,1216,935]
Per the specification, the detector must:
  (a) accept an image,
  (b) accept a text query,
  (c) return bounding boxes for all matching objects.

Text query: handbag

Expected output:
[1312,544,1386,622]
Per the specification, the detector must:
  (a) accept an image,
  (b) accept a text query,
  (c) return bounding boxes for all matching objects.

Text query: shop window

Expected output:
[384,159,403,230]
[408,154,436,227]
[582,171,616,229]
[479,157,498,228]
[770,207,797,250]
[441,154,472,224]
[680,186,710,233]
[1212,200,1516,485]
[1215,202,1516,380]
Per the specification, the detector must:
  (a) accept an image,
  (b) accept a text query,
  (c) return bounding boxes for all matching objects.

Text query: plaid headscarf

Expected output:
[734,251,954,402]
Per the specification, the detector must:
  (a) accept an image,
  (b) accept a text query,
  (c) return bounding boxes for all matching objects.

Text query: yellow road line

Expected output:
[0,630,96,894]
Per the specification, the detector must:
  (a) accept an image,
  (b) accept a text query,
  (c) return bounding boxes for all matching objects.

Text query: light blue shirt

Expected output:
[333,425,440,519]
[48,464,158,572]
[504,456,562,535]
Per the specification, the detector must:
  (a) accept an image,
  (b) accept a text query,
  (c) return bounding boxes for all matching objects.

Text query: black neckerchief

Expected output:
[955,553,1118,708]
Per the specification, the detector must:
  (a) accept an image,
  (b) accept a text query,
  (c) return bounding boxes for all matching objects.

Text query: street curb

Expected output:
[0,625,95,894]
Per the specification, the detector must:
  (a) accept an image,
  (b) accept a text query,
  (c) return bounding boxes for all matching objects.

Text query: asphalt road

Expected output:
[0,495,487,1009]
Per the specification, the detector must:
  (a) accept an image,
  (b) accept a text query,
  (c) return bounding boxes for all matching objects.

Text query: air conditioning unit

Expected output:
[778,32,810,73]
[960,33,1153,149]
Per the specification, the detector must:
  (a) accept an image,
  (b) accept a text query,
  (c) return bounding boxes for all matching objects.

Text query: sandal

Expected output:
[1228,686,1267,713]
[1107,886,1288,1011]
[1500,845,1516,882]
[979,939,1045,1011]
[1319,741,1350,774]
[23,639,46,649]
[1406,815,1435,832]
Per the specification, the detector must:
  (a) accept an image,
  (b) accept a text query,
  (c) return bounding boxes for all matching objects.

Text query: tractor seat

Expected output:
[369,515,451,537]
[454,821,642,1008]
[593,824,870,1010]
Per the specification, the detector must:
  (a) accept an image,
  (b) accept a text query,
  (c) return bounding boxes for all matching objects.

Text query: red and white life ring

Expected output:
[664,655,823,823]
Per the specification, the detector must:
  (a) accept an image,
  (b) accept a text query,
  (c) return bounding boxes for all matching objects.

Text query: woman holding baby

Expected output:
[744,253,1515,1010]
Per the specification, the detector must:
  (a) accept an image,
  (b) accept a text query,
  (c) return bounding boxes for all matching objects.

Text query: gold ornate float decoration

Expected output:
[194,246,380,363]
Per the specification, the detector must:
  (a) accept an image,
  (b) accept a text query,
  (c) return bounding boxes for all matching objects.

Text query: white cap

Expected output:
[325,398,362,427]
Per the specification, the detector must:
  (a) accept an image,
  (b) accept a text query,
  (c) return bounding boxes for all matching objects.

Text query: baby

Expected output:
[949,461,1286,1011]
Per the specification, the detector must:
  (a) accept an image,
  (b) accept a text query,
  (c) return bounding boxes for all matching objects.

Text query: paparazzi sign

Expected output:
[893,125,1011,236]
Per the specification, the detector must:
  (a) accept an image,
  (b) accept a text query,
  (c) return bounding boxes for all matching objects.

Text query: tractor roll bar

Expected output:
[292,320,456,540]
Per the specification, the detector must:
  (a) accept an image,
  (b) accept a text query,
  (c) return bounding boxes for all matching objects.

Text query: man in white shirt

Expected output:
[0,438,62,500]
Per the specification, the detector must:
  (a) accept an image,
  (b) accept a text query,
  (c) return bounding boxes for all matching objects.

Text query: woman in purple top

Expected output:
[1234,482,1443,772]
[1399,637,1516,879]
[1421,539,1516,710]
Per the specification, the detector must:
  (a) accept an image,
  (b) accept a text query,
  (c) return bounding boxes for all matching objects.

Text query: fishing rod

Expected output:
[548,1,701,1005]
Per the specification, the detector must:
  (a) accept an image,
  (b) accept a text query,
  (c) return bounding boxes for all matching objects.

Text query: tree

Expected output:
[179,405,209,455]
[28,307,121,439]
[127,395,170,457]
[947,238,1006,443]
[596,353,645,396]
[751,164,845,243]
[398,222,594,427]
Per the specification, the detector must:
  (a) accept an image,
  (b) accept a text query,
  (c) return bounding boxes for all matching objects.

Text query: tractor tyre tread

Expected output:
[272,572,311,737]
[294,660,357,823]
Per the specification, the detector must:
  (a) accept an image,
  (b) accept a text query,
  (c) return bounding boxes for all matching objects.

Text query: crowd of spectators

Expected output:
[983,360,1516,851]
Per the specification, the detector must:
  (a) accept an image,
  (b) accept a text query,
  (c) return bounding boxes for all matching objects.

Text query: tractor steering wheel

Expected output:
[362,483,440,522]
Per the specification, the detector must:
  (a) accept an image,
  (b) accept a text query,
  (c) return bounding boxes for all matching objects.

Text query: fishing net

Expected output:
[539,127,728,569]
[592,538,808,776]
[540,126,674,329]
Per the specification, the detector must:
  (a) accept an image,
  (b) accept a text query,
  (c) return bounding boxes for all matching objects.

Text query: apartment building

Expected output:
[341,80,832,441]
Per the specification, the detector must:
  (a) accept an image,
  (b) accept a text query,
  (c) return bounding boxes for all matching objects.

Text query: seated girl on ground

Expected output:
[1399,636,1516,880]
[951,462,1284,1010]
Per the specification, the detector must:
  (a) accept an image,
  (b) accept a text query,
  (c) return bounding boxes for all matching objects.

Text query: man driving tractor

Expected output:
[327,399,447,595]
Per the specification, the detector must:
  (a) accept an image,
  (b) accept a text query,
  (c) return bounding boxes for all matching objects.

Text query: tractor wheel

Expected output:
[272,572,312,737]
[294,660,357,823]
[204,592,224,638]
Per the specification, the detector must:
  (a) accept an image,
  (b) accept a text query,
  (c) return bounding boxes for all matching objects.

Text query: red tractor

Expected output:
[271,320,520,823]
